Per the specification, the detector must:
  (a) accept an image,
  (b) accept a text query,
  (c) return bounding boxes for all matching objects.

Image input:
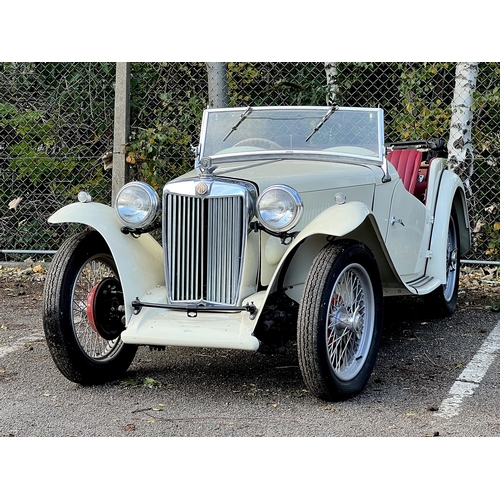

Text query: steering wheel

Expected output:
[233,138,282,150]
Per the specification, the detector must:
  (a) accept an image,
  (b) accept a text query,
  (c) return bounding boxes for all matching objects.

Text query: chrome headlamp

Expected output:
[115,182,160,229]
[256,185,303,233]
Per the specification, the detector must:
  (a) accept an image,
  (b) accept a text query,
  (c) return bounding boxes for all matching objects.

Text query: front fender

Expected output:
[265,201,404,300]
[49,202,164,322]
[297,200,372,240]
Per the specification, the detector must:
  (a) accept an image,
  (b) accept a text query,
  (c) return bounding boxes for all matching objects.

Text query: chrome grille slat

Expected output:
[164,185,247,306]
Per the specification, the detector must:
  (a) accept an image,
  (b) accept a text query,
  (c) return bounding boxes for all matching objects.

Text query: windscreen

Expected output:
[200,107,383,161]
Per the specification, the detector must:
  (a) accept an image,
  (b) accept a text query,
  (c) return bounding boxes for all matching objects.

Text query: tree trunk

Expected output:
[324,62,340,105]
[447,62,479,196]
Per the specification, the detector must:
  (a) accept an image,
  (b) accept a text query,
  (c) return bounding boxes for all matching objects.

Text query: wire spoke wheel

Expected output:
[326,263,375,381]
[43,231,137,384]
[443,215,459,303]
[297,241,383,401]
[71,255,121,360]
[425,209,460,317]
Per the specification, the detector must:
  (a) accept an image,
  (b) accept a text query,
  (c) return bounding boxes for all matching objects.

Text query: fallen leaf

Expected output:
[143,377,160,387]
[125,424,135,431]
[8,197,22,210]
[121,380,140,387]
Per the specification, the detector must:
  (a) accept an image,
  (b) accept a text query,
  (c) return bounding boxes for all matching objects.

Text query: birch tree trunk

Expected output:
[324,62,340,105]
[447,62,479,196]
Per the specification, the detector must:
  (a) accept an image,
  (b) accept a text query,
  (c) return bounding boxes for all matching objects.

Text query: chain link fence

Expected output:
[1,62,499,263]
[0,62,116,260]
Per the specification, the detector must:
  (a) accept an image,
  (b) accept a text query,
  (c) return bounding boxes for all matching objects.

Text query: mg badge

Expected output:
[196,182,209,195]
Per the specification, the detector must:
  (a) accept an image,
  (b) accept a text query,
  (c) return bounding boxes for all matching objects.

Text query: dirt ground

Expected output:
[0,262,47,302]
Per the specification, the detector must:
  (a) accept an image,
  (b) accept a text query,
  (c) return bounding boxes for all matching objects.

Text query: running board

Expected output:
[405,275,441,295]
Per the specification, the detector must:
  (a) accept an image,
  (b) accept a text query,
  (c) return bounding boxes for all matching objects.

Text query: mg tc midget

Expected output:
[42,106,470,401]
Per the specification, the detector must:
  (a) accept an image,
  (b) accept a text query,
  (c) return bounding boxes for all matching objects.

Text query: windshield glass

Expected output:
[200,106,383,161]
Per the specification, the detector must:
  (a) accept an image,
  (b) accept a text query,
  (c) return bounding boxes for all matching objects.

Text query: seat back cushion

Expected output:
[387,149,423,194]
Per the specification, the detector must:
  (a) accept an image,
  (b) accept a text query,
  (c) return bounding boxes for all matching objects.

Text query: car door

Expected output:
[384,180,430,280]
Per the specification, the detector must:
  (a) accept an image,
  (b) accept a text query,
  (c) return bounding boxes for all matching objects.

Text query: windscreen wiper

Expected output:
[305,104,338,142]
[223,106,253,141]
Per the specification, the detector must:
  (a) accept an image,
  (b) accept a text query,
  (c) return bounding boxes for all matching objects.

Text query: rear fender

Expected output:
[427,170,471,283]
[49,202,164,322]
[266,201,405,302]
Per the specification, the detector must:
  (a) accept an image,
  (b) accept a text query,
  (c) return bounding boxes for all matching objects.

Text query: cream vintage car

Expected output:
[43,106,470,401]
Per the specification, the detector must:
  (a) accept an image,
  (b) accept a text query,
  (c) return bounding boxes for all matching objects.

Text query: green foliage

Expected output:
[0,100,110,198]
[325,63,455,143]
[126,119,195,191]
[1,63,115,256]
[1,102,66,185]
[386,63,454,141]
[336,62,400,108]
[126,63,206,189]
[467,64,500,258]
[485,221,500,260]
[227,62,329,107]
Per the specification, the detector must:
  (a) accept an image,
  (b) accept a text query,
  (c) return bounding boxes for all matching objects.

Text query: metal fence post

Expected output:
[206,63,228,108]
[112,62,131,205]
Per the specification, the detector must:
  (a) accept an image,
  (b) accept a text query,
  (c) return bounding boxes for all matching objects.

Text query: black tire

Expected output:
[425,209,460,317]
[43,230,137,384]
[297,241,383,401]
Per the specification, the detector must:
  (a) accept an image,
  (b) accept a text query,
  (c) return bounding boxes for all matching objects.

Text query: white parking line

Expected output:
[436,320,500,419]
[0,333,44,359]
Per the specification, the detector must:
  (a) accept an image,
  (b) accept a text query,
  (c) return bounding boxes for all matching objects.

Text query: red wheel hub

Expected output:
[85,277,124,341]
[86,284,100,332]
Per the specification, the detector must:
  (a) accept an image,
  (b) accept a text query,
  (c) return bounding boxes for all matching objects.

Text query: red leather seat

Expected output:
[386,149,423,195]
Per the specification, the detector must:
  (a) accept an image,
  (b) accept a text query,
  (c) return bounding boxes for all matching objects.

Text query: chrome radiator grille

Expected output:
[164,189,246,306]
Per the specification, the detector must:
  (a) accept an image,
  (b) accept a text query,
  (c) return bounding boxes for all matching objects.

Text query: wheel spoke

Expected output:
[71,256,120,360]
[325,264,374,381]
[330,327,354,371]
[443,217,458,301]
